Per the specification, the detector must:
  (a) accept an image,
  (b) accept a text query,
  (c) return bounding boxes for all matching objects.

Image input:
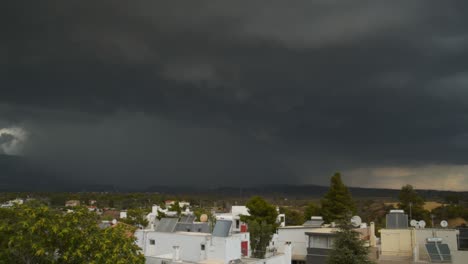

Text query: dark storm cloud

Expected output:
[1,1,468,189]
[0,133,15,150]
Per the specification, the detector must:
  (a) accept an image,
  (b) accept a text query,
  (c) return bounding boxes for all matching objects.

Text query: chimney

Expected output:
[370,222,376,247]
[173,246,180,262]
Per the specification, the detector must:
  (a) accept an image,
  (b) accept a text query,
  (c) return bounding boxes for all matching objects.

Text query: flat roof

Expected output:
[380,228,458,231]
[279,226,321,229]
[175,231,211,237]
[305,228,339,235]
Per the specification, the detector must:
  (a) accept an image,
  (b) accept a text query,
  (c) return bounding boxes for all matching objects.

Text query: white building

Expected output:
[216,206,250,233]
[136,217,292,264]
[137,229,290,264]
[379,210,468,263]
[165,200,191,209]
[0,198,24,208]
[147,205,195,230]
[380,227,468,263]
[275,216,377,264]
[215,205,285,233]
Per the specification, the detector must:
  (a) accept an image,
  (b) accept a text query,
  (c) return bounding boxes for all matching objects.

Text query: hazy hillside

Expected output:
[1,154,467,199]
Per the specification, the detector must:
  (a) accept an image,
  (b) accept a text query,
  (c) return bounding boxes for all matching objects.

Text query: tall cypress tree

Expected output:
[321,172,356,223]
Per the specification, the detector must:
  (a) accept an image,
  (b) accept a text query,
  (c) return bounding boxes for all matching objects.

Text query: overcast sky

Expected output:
[1,1,468,190]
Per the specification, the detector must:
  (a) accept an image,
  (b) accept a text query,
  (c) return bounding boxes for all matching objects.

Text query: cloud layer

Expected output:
[1,1,468,189]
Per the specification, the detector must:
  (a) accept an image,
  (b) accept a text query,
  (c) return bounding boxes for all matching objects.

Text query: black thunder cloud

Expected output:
[1,1,468,188]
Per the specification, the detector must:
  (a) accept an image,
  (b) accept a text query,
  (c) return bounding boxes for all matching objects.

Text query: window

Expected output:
[236,220,240,229]
[198,228,202,232]
[149,239,155,245]
[201,244,206,251]
[309,235,332,249]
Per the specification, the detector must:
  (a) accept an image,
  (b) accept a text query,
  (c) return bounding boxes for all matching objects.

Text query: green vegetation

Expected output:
[321,172,356,223]
[169,201,182,216]
[431,204,468,222]
[327,219,374,264]
[0,204,144,264]
[279,207,304,226]
[240,196,278,258]
[121,208,150,228]
[398,184,430,222]
[304,202,321,221]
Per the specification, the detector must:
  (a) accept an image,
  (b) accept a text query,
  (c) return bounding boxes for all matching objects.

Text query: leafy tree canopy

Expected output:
[0,205,145,264]
[121,208,150,228]
[398,184,429,222]
[240,196,278,258]
[304,202,321,222]
[279,207,304,226]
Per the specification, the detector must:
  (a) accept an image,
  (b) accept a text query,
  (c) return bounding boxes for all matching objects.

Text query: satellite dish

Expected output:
[351,216,362,227]
[419,220,426,228]
[112,219,117,225]
[440,220,448,228]
[200,214,208,222]
[410,220,417,227]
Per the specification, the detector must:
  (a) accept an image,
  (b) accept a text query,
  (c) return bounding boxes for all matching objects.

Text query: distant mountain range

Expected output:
[1,154,467,199]
[145,184,468,200]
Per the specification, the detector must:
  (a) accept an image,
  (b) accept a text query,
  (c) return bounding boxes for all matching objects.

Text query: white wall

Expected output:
[141,232,209,262]
[207,236,242,264]
[231,206,249,217]
[380,229,412,257]
[380,228,461,262]
[276,227,313,258]
[452,250,468,264]
[414,229,459,251]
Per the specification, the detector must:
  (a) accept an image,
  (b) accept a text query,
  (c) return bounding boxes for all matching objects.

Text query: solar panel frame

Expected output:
[212,220,232,237]
[155,218,179,233]
[438,243,452,262]
[425,242,442,262]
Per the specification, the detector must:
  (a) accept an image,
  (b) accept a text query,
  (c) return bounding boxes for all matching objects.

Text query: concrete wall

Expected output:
[140,232,209,262]
[380,228,463,263]
[206,235,243,264]
[380,229,412,257]
[277,228,313,259]
[414,229,459,251]
[452,250,468,264]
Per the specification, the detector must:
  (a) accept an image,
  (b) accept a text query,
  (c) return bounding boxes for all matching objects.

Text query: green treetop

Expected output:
[321,172,356,223]
[240,196,278,258]
[121,208,150,228]
[398,184,429,222]
[304,202,322,221]
[0,205,145,264]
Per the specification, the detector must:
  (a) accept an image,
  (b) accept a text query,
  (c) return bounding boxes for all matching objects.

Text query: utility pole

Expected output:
[409,202,413,221]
